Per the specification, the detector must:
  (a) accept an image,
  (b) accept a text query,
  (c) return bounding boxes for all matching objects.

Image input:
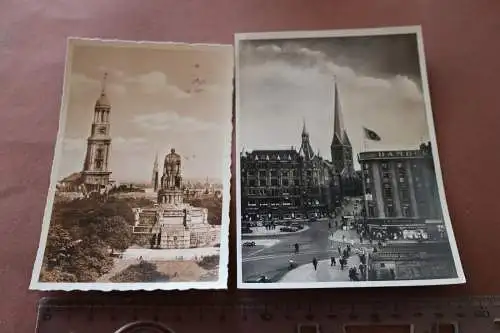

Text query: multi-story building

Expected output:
[240,121,341,222]
[240,78,365,223]
[358,142,442,230]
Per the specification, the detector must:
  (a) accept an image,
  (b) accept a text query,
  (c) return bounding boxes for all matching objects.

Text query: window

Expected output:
[271,170,278,177]
[248,179,256,187]
[383,184,393,198]
[386,204,394,217]
[259,170,266,177]
[259,179,266,186]
[402,206,410,217]
[282,179,289,186]
[271,179,278,186]
[399,177,405,183]
[95,148,104,169]
[382,163,389,170]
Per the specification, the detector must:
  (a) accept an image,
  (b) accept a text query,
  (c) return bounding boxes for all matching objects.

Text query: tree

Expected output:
[97,216,132,253]
[41,197,137,282]
[110,262,170,283]
[187,197,222,225]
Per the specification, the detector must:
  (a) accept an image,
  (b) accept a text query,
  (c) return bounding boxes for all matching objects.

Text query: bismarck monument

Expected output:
[133,149,220,249]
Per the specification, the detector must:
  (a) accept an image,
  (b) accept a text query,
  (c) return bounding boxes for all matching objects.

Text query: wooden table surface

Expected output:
[0,0,499,332]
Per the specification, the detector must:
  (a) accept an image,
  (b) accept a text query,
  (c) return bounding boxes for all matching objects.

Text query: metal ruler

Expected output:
[36,295,500,332]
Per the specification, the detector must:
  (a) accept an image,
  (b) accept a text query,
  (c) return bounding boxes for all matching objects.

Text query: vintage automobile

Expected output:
[243,241,256,247]
[244,275,273,283]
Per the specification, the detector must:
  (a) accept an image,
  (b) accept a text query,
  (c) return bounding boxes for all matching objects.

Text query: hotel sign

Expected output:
[359,150,426,160]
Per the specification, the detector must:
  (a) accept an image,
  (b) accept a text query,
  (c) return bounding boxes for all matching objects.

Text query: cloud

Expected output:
[71,73,126,95]
[131,111,217,132]
[62,137,85,152]
[238,42,429,168]
[62,136,147,152]
[126,72,190,99]
[242,43,422,103]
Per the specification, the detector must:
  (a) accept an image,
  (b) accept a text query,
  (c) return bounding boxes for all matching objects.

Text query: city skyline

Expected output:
[58,40,233,182]
[238,33,430,169]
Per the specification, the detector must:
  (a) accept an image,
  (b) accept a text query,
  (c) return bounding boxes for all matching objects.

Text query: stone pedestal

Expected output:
[158,189,183,205]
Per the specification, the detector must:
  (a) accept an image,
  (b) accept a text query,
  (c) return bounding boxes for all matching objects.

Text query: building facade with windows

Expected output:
[240,122,341,223]
[358,142,442,230]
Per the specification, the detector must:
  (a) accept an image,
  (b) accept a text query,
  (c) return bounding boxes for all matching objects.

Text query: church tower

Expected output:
[82,73,112,192]
[330,78,354,175]
[298,119,315,161]
[152,152,159,192]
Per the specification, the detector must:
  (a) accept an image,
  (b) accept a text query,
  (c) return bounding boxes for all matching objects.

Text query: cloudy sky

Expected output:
[238,33,431,168]
[58,40,233,182]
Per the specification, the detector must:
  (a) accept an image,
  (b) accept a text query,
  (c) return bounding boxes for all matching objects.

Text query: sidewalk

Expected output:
[244,225,310,237]
[329,230,444,245]
[121,247,220,261]
[280,256,361,283]
[329,229,364,245]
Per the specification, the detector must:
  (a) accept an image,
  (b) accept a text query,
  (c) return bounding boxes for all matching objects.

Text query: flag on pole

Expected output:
[363,127,381,141]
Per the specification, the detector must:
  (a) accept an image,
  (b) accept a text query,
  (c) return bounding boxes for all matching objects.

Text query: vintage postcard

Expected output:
[30,38,232,290]
[235,26,465,289]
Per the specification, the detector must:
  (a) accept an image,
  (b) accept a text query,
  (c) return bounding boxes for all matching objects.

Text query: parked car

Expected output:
[245,275,272,283]
[291,223,303,230]
[243,241,256,247]
[242,228,253,234]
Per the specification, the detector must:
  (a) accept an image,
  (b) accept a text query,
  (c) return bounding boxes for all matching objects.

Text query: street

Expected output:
[241,198,365,282]
[242,221,335,282]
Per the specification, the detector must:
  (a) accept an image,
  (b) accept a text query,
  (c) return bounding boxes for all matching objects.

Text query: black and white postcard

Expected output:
[235,26,465,289]
[30,39,232,290]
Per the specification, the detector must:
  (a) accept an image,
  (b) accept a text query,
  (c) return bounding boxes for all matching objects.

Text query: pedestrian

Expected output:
[330,256,336,267]
[294,243,299,254]
[338,246,342,255]
[328,222,331,229]
[312,257,318,271]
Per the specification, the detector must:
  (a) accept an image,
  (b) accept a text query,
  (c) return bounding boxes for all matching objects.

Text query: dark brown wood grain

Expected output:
[0,0,499,332]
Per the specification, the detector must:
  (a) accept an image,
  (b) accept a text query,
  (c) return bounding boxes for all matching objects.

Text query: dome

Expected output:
[95,92,110,108]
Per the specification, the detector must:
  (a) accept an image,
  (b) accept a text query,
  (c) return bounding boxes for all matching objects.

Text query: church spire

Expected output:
[152,152,159,192]
[96,72,110,108]
[332,77,344,144]
[299,118,314,160]
[153,151,159,169]
[101,72,108,93]
[302,117,308,136]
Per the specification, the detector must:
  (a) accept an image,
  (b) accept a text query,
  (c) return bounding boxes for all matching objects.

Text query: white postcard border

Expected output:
[30,38,233,291]
[234,26,466,289]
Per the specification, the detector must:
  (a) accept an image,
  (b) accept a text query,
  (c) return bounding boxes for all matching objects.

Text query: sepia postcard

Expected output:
[235,26,465,289]
[30,38,233,291]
